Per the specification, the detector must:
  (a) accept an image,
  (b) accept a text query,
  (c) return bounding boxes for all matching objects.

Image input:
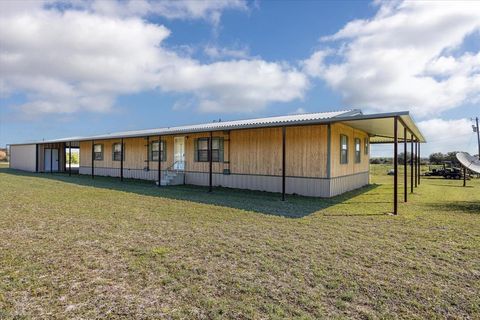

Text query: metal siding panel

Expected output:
[329,172,369,197]
[79,166,92,175]
[10,144,37,172]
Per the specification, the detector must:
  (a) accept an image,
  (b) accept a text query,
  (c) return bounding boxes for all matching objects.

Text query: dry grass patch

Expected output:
[0,165,479,319]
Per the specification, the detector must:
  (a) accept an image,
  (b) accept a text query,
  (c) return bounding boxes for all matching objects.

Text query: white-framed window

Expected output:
[355,138,361,163]
[340,135,348,164]
[150,140,166,161]
[93,144,103,161]
[112,143,124,161]
[195,137,223,162]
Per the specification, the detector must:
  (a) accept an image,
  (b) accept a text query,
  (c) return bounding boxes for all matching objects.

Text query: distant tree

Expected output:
[397,152,413,164]
[370,157,392,164]
[429,152,444,164]
[445,151,462,166]
[66,152,79,164]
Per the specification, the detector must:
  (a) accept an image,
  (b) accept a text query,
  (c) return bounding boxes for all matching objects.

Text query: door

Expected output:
[44,149,59,172]
[174,137,185,170]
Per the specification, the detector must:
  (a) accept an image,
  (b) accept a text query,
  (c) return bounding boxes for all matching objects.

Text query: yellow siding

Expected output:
[79,123,369,179]
[286,125,328,177]
[230,127,282,176]
[80,137,175,170]
[185,132,230,173]
[229,126,328,177]
[330,123,369,177]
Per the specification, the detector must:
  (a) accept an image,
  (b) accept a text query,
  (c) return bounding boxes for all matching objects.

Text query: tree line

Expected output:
[370,151,469,166]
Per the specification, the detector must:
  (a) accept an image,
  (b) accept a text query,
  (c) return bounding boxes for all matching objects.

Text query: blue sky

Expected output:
[1,0,479,156]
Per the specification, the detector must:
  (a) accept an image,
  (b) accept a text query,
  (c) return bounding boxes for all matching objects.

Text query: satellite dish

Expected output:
[456,152,480,174]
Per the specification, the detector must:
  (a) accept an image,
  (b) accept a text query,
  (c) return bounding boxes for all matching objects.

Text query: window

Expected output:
[355,138,361,163]
[195,137,223,162]
[150,140,166,161]
[340,135,348,164]
[112,143,124,161]
[93,144,103,161]
[196,138,209,162]
[364,138,369,155]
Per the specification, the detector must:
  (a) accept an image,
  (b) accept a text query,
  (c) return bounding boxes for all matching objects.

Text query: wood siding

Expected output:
[286,125,328,178]
[230,128,282,176]
[184,132,230,173]
[80,137,175,170]
[79,123,369,179]
[330,123,370,178]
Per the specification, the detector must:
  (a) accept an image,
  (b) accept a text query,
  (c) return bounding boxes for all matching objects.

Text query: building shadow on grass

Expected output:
[427,201,480,215]
[1,168,382,218]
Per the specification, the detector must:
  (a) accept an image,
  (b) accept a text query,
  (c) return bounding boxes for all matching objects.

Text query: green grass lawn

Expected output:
[0,164,479,319]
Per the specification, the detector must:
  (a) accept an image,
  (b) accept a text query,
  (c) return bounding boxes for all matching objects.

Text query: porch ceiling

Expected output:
[337,113,426,143]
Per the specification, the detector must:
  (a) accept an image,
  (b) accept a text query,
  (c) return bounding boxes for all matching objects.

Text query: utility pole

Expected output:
[475,117,480,160]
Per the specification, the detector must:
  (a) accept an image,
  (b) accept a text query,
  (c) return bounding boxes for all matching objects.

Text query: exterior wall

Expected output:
[80,136,175,176]
[10,144,37,172]
[330,123,370,178]
[183,172,368,198]
[229,125,328,177]
[11,143,67,173]
[230,127,282,176]
[185,132,230,174]
[78,123,370,197]
[329,172,370,197]
[37,143,66,172]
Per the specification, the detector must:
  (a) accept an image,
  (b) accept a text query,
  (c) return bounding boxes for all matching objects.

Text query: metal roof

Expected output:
[9,109,426,145]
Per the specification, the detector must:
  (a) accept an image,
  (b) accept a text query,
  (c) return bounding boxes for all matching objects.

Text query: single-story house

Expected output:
[8,109,425,214]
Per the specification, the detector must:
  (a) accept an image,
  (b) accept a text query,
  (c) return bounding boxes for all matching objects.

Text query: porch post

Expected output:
[403,127,407,203]
[69,142,72,176]
[63,143,66,172]
[414,140,417,188]
[91,140,95,179]
[158,136,161,187]
[50,147,53,174]
[410,134,414,193]
[327,124,331,179]
[209,131,213,192]
[393,116,398,215]
[282,126,286,201]
[146,136,150,171]
[35,144,39,172]
[463,167,466,187]
[120,138,124,182]
[418,142,421,185]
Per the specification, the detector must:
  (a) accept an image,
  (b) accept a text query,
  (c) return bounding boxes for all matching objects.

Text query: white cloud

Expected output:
[204,44,251,60]
[304,1,480,117]
[418,118,477,155]
[0,1,308,116]
[86,0,248,26]
[371,118,476,157]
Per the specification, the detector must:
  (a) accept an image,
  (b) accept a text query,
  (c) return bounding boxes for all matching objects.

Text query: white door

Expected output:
[174,137,185,170]
[44,149,59,172]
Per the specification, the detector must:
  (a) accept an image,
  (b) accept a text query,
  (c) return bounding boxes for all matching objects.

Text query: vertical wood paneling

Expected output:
[80,141,92,167]
[330,123,369,177]
[78,123,368,180]
[185,132,229,173]
[285,125,328,178]
[230,127,282,176]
